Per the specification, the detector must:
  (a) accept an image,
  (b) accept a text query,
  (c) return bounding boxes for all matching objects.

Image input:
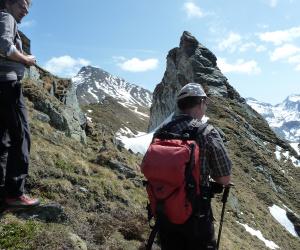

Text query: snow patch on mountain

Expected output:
[246,95,300,142]
[290,143,300,156]
[72,66,152,113]
[275,145,300,167]
[118,102,149,118]
[236,221,279,249]
[117,114,210,155]
[269,205,298,238]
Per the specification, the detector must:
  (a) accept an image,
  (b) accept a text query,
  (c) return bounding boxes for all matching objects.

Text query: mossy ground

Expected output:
[0,83,299,249]
[0,94,149,249]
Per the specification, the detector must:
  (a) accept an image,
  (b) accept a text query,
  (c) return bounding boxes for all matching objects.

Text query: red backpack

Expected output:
[141,122,208,225]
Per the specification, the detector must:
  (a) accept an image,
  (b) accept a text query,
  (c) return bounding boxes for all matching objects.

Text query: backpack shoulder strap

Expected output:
[202,124,214,137]
[161,116,190,131]
[154,116,191,139]
[187,122,209,139]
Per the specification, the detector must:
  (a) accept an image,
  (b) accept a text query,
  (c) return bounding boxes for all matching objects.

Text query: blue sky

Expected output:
[20,0,299,104]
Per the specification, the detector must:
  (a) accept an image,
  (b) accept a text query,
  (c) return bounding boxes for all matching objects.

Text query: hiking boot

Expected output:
[5,194,40,207]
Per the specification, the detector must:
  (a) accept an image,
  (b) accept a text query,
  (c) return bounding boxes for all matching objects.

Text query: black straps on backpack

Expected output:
[146,201,165,250]
[185,142,197,204]
[146,220,159,250]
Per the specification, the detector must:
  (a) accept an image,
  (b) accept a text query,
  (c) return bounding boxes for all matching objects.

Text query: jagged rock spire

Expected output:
[148,31,242,131]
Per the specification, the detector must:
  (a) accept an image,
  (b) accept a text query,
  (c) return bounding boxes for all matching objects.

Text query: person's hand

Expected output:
[24,55,36,66]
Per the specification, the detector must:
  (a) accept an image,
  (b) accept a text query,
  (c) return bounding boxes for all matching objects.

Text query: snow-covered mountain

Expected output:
[246,95,300,143]
[72,66,152,110]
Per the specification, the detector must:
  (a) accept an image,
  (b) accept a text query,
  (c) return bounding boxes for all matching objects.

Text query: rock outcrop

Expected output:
[23,66,86,143]
[148,31,243,131]
[16,32,86,143]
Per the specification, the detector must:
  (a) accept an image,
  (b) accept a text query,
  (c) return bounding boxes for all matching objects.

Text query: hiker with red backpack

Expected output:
[141,83,232,250]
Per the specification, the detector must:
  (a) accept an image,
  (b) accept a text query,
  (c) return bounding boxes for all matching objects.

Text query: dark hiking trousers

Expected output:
[159,210,217,250]
[0,80,30,199]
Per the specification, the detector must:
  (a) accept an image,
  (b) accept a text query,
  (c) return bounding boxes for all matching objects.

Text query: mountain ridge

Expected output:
[1,31,299,250]
[73,65,152,137]
[246,94,300,143]
[146,31,300,249]
[73,65,152,111]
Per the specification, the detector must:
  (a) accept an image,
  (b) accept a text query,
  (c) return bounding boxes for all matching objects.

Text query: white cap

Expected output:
[177,83,207,101]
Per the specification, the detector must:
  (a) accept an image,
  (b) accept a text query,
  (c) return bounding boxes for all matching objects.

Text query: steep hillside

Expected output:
[81,96,149,140]
[1,32,299,250]
[0,65,150,250]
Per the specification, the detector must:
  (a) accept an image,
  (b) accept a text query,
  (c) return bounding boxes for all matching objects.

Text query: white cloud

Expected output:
[288,54,300,64]
[218,32,242,52]
[257,23,269,29]
[239,42,257,52]
[44,55,90,77]
[256,45,267,52]
[218,32,267,53]
[117,57,159,72]
[268,0,278,8]
[287,53,300,71]
[19,20,36,28]
[270,44,300,61]
[269,44,300,71]
[183,2,205,18]
[112,56,126,62]
[239,42,266,53]
[259,26,300,45]
[217,58,261,74]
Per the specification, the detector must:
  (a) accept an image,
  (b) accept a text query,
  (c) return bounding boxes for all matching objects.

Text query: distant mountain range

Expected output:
[72,66,152,111]
[71,65,152,136]
[246,94,300,143]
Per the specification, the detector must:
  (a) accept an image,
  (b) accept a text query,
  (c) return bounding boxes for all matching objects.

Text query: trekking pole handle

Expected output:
[221,183,234,203]
[221,185,230,203]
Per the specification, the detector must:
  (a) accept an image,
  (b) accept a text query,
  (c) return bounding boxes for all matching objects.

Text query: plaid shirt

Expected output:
[160,114,232,186]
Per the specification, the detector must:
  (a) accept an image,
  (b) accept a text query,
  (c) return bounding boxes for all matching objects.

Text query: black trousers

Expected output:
[0,80,30,198]
[159,210,216,250]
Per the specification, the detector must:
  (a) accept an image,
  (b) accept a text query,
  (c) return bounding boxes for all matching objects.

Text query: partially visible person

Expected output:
[0,0,39,207]
[157,83,232,250]
[142,83,232,250]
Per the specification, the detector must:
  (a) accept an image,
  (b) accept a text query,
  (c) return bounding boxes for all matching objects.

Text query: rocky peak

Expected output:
[280,94,300,111]
[148,31,242,131]
[73,66,152,110]
[179,31,199,56]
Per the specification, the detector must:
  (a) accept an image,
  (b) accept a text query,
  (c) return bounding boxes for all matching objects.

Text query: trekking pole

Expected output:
[216,183,234,250]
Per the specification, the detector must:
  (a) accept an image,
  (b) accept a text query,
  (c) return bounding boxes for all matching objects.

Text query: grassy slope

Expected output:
[0,84,149,249]
[0,82,299,249]
[81,96,149,136]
